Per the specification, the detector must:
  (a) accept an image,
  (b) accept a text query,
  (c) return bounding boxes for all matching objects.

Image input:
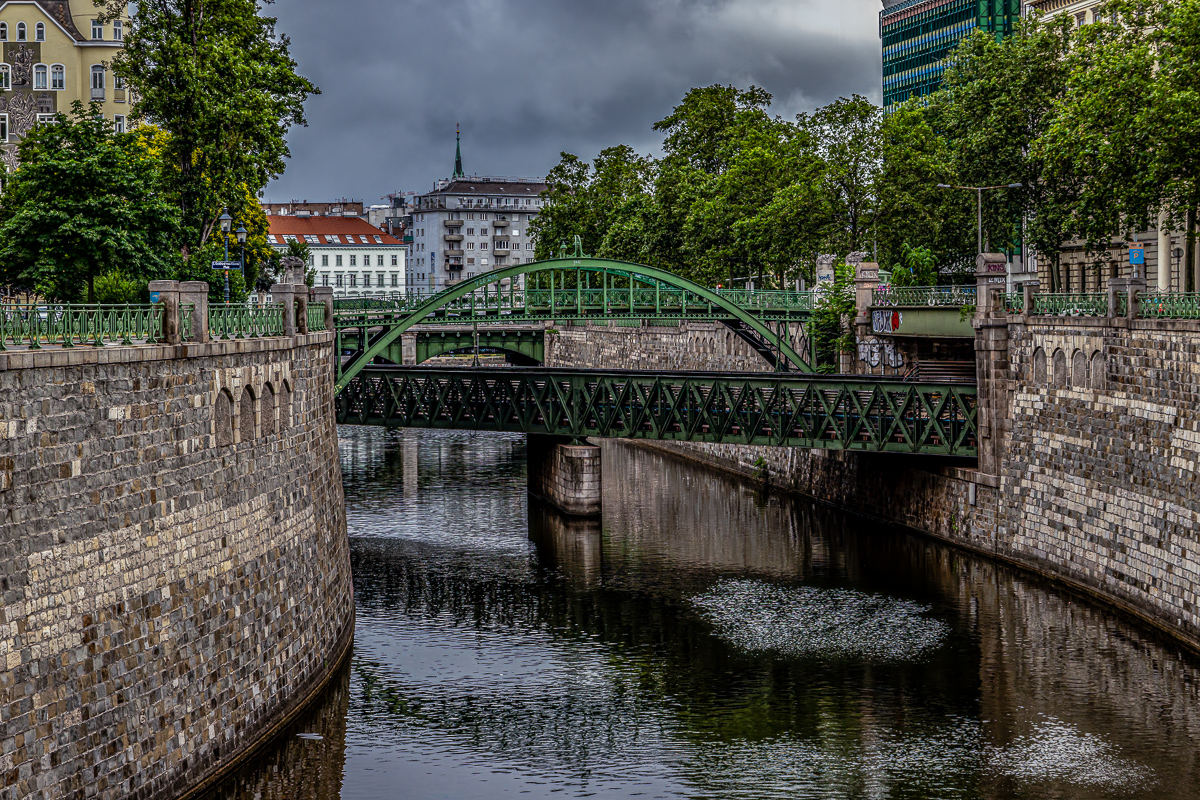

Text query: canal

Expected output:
[205,427,1200,799]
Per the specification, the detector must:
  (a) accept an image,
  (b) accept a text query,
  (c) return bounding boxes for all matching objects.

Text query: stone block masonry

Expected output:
[527,434,601,516]
[0,332,354,800]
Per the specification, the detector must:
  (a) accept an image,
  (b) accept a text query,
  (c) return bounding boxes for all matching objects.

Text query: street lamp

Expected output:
[235,226,248,298]
[937,183,1022,255]
[218,210,233,303]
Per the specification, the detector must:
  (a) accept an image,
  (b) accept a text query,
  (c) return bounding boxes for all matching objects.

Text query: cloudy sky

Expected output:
[264,0,882,205]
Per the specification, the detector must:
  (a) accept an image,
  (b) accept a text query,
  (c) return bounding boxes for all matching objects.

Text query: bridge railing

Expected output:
[307,304,328,332]
[1136,291,1200,319]
[208,302,286,339]
[872,285,976,307]
[0,302,166,349]
[1028,292,1108,317]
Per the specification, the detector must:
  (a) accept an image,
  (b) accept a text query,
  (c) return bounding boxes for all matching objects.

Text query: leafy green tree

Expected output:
[801,96,881,254]
[107,0,318,255]
[891,244,938,286]
[0,102,180,302]
[810,261,855,373]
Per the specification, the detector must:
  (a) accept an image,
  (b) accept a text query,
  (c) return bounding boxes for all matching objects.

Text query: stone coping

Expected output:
[1008,314,1200,333]
[0,331,334,372]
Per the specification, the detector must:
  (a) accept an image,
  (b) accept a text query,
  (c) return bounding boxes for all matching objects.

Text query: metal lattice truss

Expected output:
[337,367,978,456]
[334,257,813,390]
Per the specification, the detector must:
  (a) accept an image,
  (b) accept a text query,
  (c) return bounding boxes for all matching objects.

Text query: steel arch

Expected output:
[336,257,811,391]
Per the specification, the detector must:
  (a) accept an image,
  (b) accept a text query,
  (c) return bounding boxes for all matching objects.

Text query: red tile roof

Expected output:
[266,215,403,246]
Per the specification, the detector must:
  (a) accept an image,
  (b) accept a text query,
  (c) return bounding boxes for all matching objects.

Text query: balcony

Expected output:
[445,249,465,257]
[492,219,510,228]
[90,87,104,100]
[443,234,463,242]
[444,219,464,228]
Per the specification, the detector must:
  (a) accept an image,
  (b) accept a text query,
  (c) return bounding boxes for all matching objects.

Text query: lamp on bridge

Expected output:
[219,210,233,304]
[236,225,248,297]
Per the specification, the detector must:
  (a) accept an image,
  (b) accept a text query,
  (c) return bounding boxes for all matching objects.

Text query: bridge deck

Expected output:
[337,366,977,457]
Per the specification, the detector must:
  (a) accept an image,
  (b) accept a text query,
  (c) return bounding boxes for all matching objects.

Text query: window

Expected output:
[336,255,343,266]
[113,114,125,133]
[33,65,46,90]
[320,273,329,286]
[391,273,398,287]
[0,114,7,143]
[481,228,488,235]
[34,23,43,41]
[1,23,8,41]
[1075,11,1086,25]
[113,20,122,40]
[373,235,382,243]
[362,273,370,287]
[349,255,356,266]
[376,273,384,287]
[0,66,10,91]
[114,74,125,91]
[17,23,25,42]
[391,255,397,266]
[304,234,319,244]
[91,66,104,99]
[325,234,339,243]
[377,255,384,266]
[335,273,343,287]
[349,273,358,287]
[51,65,63,90]
[322,254,329,266]
[35,113,55,126]
[481,242,488,250]
[466,242,474,250]
[467,258,475,265]
[91,20,101,39]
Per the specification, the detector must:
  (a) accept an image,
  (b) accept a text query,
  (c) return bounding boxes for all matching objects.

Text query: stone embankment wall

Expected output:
[0,333,353,800]
[548,312,1200,651]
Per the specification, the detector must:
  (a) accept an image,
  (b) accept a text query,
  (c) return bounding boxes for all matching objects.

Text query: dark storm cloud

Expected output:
[264,0,882,204]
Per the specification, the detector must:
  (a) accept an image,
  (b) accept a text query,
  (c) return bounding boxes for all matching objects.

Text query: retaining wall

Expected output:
[0,333,354,800]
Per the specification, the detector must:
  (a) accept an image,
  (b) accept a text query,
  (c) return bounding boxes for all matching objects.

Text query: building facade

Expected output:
[267,215,406,298]
[0,0,132,170]
[880,0,1020,110]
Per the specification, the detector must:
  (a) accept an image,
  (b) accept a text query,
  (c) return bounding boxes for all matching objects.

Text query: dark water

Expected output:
[205,428,1200,799]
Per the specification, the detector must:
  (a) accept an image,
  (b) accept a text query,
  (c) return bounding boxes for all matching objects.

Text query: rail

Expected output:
[872,285,976,307]
[307,305,327,332]
[1029,292,1107,317]
[1137,291,1200,319]
[208,303,286,339]
[0,303,164,349]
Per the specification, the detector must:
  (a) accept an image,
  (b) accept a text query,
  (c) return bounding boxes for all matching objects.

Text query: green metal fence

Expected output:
[209,303,286,339]
[1137,292,1200,319]
[307,305,327,332]
[1003,293,1024,313]
[0,303,165,349]
[180,303,194,341]
[1029,292,1108,316]
[872,285,976,307]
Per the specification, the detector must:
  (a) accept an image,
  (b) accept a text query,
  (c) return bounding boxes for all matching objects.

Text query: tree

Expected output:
[810,261,855,373]
[801,96,881,254]
[0,102,180,302]
[107,0,318,255]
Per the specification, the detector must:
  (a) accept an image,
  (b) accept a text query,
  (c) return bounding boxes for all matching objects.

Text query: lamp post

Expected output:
[218,210,232,303]
[235,226,248,299]
[936,183,1022,255]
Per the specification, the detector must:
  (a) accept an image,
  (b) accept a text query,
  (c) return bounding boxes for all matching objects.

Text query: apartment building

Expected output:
[266,215,406,297]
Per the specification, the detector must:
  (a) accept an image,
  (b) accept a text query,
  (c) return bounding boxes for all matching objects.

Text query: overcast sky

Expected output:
[264,0,882,205]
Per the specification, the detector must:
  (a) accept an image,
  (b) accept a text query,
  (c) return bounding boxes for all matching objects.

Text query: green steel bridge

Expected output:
[335,366,978,457]
[333,257,816,389]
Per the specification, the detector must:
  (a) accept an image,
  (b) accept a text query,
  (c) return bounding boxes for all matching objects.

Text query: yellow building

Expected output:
[0,0,130,170]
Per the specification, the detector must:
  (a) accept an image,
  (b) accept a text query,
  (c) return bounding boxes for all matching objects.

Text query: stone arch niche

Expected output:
[240,387,256,443]
[1090,351,1106,390]
[1033,347,1047,384]
[1052,348,1068,388]
[1072,349,1089,388]
[280,379,293,430]
[215,389,234,447]
[263,382,277,437]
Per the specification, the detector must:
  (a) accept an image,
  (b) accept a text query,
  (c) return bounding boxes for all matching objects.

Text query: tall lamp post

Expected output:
[218,210,233,303]
[936,183,1022,254]
[235,226,248,299]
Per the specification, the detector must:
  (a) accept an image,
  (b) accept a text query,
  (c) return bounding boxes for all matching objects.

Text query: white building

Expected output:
[267,215,406,297]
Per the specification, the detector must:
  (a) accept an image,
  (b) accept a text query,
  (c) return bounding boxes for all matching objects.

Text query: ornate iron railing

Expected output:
[1003,293,1024,313]
[180,303,194,341]
[1137,292,1200,319]
[872,285,976,307]
[0,303,164,349]
[336,367,978,456]
[208,303,286,339]
[1029,292,1107,316]
[307,305,327,331]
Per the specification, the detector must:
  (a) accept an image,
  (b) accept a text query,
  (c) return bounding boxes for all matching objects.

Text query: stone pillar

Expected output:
[852,261,880,375]
[295,288,309,335]
[148,279,181,345]
[311,286,334,332]
[1157,210,1172,291]
[1021,279,1039,317]
[974,253,1011,477]
[271,283,296,337]
[527,434,601,516]
[179,281,210,343]
[1109,275,1146,320]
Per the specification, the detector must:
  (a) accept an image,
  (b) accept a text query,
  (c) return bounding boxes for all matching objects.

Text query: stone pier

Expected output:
[527,434,602,516]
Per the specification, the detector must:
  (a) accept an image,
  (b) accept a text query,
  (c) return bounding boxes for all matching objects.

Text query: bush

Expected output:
[94,271,147,304]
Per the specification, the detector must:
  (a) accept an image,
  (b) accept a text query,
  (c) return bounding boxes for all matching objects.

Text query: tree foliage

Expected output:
[0,103,180,301]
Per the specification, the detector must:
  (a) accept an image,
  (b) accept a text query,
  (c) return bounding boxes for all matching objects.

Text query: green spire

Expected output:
[453,123,464,178]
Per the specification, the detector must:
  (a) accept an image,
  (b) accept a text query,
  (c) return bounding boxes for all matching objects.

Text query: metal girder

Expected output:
[334,258,813,391]
[336,366,978,457]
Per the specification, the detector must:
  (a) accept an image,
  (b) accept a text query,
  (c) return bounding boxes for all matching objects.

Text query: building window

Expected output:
[91,66,104,99]
[91,20,102,39]
[321,254,329,266]
[321,273,329,286]
[481,228,488,235]
[376,273,384,286]
[466,242,474,250]
[113,115,125,133]
[0,66,10,91]
[377,255,384,266]
[33,65,46,90]
[113,20,122,40]
[335,274,343,287]
[34,23,43,41]
[481,242,488,250]
[16,23,25,42]
[114,74,125,91]
[362,273,370,287]
[336,255,343,266]
[467,258,475,265]
[391,255,397,266]
[349,273,358,287]
[391,273,398,287]
[0,114,7,142]
[51,65,63,90]
[1,23,8,41]
[35,113,55,126]
[349,255,356,266]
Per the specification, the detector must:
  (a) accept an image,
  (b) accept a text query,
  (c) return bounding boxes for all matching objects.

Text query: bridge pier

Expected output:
[527,434,602,516]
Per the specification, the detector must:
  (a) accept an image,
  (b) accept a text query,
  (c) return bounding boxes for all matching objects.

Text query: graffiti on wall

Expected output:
[873,309,903,334]
[858,337,905,369]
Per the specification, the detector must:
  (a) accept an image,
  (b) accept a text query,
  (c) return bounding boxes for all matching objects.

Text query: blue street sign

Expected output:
[211,260,242,270]
[149,291,160,303]
[1129,244,1145,266]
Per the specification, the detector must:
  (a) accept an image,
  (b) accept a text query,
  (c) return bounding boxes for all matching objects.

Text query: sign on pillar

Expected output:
[1128,243,1145,279]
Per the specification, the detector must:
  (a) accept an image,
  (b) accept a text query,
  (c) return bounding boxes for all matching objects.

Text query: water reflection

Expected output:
[205,428,1200,799]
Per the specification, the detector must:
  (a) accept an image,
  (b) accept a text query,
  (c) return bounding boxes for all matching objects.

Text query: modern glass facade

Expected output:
[881,0,1021,109]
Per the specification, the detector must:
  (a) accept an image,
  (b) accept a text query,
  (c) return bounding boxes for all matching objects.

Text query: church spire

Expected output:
[453,123,464,178]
